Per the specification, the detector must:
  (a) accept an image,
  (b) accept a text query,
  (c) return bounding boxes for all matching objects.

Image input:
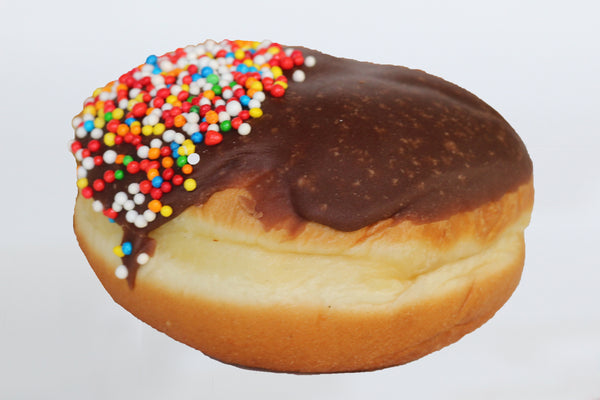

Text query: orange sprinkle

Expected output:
[116,154,125,164]
[148,200,162,213]
[203,90,215,100]
[162,157,174,168]
[130,124,141,135]
[147,168,159,180]
[174,114,186,128]
[205,110,219,124]
[116,124,129,136]
[181,164,193,175]
[148,148,161,160]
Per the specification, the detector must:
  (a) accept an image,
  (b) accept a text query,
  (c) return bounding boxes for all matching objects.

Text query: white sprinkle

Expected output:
[159,60,174,73]
[74,149,84,161]
[145,114,160,126]
[226,100,242,117]
[189,82,201,95]
[125,210,138,223]
[252,91,266,102]
[98,91,111,101]
[186,113,200,124]
[174,132,186,144]
[133,193,145,205]
[111,201,123,212]
[92,200,104,212]
[163,129,176,142]
[103,150,117,164]
[134,215,148,228]
[218,111,230,122]
[90,128,104,139]
[170,84,182,96]
[151,74,165,87]
[75,127,87,139]
[123,200,135,211]
[137,253,150,265]
[208,123,219,132]
[285,48,294,56]
[214,99,226,108]
[187,153,200,165]
[129,88,141,99]
[247,99,261,109]
[150,138,163,148]
[115,265,129,280]
[118,99,129,109]
[292,70,306,82]
[114,191,128,205]
[199,97,211,106]
[128,182,140,194]
[238,123,251,136]
[76,167,87,179]
[143,210,156,222]
[137,145,149,159]
[222,89,233,100]
[304,55,316,67]
[253,55,266,66]
[72,116,83,129]
[81,157,95,170]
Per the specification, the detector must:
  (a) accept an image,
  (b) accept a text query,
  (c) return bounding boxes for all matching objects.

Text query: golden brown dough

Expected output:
[74,178,533,373]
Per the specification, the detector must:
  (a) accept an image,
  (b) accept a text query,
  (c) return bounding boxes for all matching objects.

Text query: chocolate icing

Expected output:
[77,48,532,283]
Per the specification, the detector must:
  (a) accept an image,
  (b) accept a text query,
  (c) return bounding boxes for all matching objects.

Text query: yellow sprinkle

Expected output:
[249,108,263,118]
[112,108,124,120]
[76,178,89,189]
[94,117,105,129]
[153,123,166,135]
[274,80,288,89]
[92,88,103,97]
[181,84,190,92]
[83,105,97,117]
[160,205,173,217]
[166,94,178,105]
[183,178,197,192]
[135,93,144,102]
[103,133,116,146]
[234,49,245,60]
[127,99,137,111]
[113,245,125,258]
[243,59,253,67]
[249,81,263,91]
[268,47,280,54]
[177,146,186,156]
[271,66,283,79]
[142,125,154,136]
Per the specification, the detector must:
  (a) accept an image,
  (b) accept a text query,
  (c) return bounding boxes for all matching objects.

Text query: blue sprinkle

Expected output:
[226,52,234,58]
[124,117,136,126]
[152,66,162,74]
[121,242,133,256]
[201,66,213,77]
[152,176,164,189]
[236,64,249,74]
[108,218,115,223]
[84,120,95,132]
[239,95,251,107]
[191,132,204,144]
[192,73,202,82]
[170,142,180,153]
[145,54,158,65]
[249,66,258,73]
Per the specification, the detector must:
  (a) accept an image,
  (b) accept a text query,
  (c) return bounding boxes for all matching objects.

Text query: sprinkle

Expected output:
[71,39,313,280]
[115,265,129,279]
[183,178,197,191]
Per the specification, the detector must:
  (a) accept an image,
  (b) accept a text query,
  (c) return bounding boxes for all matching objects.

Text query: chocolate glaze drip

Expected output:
[80,48,532,283]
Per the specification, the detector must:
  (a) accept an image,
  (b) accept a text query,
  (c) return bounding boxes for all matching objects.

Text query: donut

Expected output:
[71,40,533,373]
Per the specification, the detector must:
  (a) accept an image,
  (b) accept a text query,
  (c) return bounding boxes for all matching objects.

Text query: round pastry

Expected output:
[72,40,533,373]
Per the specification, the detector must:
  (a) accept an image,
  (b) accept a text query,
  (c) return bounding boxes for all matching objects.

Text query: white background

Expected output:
[1,0,599,399]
